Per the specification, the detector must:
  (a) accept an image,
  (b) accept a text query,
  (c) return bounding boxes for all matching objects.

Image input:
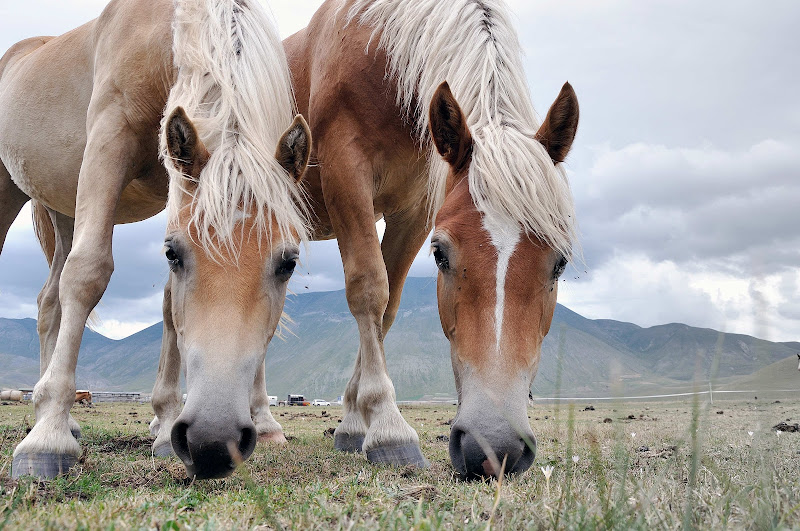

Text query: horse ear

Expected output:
[535,82,579,163]
[276,115,311,182]
[429,81,473,174]
[165,107,210,178]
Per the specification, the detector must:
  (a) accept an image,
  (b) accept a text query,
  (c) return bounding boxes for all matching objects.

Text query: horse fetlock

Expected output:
[149,416,161,437]
[68,414,81,440]
[253,409,286,444]
[151,416,176,457]
[333,410,367,453]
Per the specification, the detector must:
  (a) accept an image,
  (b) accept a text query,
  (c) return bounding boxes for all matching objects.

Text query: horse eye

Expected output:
[275,258,297,279]
[433,247,450,271]
[165,247,182,271]
[553,255,567,279]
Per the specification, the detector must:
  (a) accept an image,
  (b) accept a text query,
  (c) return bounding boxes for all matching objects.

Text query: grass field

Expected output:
[1,397,798,529]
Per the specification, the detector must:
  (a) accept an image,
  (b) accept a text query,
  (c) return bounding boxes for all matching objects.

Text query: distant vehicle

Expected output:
[312,399,330,406]
[282,394,309,406]
[268,395,277,406]
[336,395,344,405]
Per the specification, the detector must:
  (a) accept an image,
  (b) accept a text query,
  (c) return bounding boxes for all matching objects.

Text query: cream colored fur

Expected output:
[161,0,309,257]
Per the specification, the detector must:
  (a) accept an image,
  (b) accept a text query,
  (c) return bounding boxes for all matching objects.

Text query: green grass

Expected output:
[1,398,799,529]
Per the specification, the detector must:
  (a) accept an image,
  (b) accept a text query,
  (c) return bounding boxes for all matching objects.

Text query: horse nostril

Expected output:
[171,420,192,466]
[510,435,536,474]
[238,425,256,462]
[448,427,469,476]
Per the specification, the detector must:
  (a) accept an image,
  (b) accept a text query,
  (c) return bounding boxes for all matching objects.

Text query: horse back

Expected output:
[0,0,175,221]
[284,0,429,237]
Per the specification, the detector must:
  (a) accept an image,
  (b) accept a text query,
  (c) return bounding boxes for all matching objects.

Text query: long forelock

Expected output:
[161,0,309,257]
[346,0,578,259]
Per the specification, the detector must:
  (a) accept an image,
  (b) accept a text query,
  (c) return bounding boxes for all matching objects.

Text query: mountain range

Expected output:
[1,278,797,400]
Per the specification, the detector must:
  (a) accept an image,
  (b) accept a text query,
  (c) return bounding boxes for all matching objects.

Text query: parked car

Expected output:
[312,399,330,406]
[268,395,277,406]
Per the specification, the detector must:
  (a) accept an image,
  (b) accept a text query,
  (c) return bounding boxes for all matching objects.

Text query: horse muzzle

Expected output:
[170,406,257,479]
[449,419,536,479]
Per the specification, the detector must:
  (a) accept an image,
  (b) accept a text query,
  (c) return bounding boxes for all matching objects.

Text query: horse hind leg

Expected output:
[150,279,182,457]
[334,349,366,453]
[251,361,287,444]
[32,203,82,440]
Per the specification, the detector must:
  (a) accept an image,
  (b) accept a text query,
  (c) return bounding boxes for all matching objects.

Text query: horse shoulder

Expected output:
[89,0,175,130]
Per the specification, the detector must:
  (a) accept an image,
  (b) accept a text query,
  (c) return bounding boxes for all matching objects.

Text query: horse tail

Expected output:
[31,200,55,266]
[31,200,100,328]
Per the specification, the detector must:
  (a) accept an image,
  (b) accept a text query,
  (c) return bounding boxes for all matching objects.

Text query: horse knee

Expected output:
[345,270,389,321]
[59,247,113,309]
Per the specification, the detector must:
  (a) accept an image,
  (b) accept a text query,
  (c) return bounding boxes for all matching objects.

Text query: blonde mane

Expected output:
[346,0,577,259]
[161,0,309,255]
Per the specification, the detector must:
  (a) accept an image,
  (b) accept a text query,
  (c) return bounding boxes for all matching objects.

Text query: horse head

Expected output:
[162,107,310,479]
[428,81,578,478]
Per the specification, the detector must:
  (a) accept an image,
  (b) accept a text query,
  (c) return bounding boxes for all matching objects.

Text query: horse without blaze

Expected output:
[1,0,311,479]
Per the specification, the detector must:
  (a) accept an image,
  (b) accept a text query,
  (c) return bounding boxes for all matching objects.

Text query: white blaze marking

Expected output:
[482,213,521,351]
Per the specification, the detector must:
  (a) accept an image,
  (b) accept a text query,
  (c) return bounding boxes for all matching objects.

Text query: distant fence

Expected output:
[15,391,151,403]
[531,388,799,402]
[91,392,149,403]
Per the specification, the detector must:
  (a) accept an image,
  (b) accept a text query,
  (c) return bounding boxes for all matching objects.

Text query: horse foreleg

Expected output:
[322,147,426,467]
[150,279,182,457]
[12,108,135,478]
[34,207,82,440]
[251,361,286,444]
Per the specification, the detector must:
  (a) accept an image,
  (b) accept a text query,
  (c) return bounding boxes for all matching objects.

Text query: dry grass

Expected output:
[1,397,799,529]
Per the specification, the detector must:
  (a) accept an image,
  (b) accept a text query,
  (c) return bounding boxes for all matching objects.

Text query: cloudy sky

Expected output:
[1,0,798,342]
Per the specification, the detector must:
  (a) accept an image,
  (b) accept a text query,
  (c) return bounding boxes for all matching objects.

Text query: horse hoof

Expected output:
[366,443,429,468]
[12,452,78,479]
[152,442,174,458]
[149,417,161,437]
[258,431,287,444]
[334,432,365,453]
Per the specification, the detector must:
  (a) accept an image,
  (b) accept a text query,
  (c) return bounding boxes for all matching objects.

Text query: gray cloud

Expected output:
[1,0,798,341]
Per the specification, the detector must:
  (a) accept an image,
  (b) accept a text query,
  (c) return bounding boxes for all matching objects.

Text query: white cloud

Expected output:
[560,254,800,342]
[575,139,800,269]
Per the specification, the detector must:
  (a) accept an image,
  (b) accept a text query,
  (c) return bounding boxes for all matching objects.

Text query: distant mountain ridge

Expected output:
[1,278,797,399]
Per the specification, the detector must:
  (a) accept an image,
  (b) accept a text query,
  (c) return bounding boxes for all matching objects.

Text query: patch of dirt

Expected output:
[639,445,678,459]
[323,427,336,438]
[398,484,438,501]
[773,422,799,433]
[93,434,153,453]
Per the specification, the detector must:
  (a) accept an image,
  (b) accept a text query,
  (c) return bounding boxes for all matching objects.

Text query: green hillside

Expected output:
[1,278,796,399]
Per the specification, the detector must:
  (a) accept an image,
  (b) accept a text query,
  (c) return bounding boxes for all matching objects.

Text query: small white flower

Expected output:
[631,432,636,438]
[748,431,754,437]
[572,455,579,463]
[776,430,782,437]
[541,464,554,493]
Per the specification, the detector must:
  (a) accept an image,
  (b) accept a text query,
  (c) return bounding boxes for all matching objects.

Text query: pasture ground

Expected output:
[1,397,799,529]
